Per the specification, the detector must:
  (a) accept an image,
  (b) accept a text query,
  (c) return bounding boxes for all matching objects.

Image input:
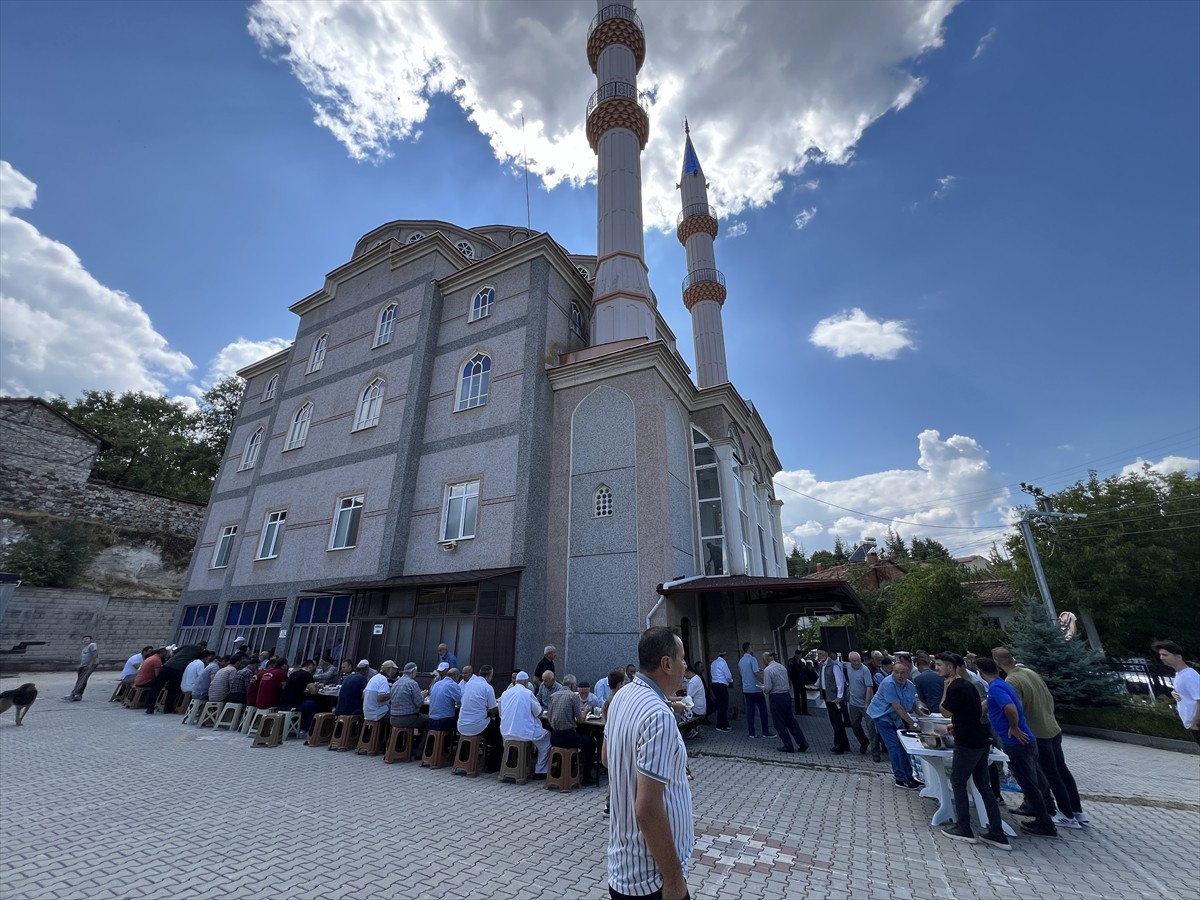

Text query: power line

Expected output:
[772,480,1002,531]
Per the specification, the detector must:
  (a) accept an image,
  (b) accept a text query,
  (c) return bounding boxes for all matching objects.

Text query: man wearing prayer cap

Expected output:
[500,671,551,778]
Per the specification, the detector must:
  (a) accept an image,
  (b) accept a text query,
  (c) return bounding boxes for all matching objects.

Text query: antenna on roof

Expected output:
[522,114,532,232]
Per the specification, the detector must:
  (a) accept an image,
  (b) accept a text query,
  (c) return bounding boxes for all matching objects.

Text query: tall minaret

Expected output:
[677,123,729,388]
[586,0,654,345]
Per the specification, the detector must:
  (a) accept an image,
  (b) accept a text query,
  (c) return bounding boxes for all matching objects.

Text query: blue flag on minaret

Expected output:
[683,136,701,176]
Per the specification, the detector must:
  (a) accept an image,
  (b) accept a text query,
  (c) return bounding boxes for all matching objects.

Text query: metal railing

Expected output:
[682,268,726,292]
[586,80,649,118]
[677,203,718,227]
[588,4,643,41]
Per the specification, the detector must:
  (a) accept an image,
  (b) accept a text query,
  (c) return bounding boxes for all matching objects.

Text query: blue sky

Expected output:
[2,0,1197,556]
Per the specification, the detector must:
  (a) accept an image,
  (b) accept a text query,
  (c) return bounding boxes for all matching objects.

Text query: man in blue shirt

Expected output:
[428,667,463,731]
[436,643,458,669]
[737,643,773,739]
[866,660,921,788]
[335,662,368,717]
[976,656,1057,837]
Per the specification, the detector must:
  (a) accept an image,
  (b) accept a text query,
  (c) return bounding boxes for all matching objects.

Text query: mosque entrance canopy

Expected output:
[657,575,865,623]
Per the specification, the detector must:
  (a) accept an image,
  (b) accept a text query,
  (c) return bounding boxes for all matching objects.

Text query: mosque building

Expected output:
[171,1,862,680]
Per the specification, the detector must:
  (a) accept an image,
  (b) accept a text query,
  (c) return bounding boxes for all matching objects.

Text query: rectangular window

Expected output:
[442,480,479,541]
[210,525,237,569]
[257,510,287,560]
[177,603,217,647]
[329,495,364,550]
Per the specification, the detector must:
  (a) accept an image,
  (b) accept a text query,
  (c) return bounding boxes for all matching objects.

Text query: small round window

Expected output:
[408,232,425,244]
[577,265,591,279]
[455,240,476,260]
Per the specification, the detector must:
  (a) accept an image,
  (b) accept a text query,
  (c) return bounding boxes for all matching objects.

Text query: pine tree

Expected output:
[884,527,908,559]
[1003,603,1119,709]
[832,536,849,564]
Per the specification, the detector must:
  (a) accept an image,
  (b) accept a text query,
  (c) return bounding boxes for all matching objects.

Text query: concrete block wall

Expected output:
[0,586,178,673]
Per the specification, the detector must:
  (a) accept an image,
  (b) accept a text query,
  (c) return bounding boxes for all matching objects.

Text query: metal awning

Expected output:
[316,566,524,594]
[656,574,866,617]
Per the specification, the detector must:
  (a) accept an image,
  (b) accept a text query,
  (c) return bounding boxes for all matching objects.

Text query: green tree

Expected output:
[787,546,811,578]
[1004,602,1120,708]
[810,549,836,570]
[884,527,908,559]
[1000,469,1200,657]
[0,522,93,587]
[831,536,849,565]
[911,537,953,563]
[194,376,245,460]
[887,561,992,652]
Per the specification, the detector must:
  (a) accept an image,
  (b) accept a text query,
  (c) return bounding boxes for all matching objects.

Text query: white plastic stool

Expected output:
[214,703,244,731]
[182,699,205,726]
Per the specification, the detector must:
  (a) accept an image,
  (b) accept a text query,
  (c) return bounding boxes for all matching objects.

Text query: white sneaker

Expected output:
[1075,812,1090,825]
[1053,813,1083,830]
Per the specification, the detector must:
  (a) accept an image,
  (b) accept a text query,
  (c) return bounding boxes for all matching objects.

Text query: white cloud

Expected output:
[1120,455,1199,478]
[933,174,956,199]
[187,337,293,397]
[247,0,959,230]
[0,161,193,399]
[972,26,996,60]
[809,307,914,360]
[798,179,820,191]
[1057,444,1073,451]
[725,221,748,239]
[777,429,1010,553]
[793,207,818,230]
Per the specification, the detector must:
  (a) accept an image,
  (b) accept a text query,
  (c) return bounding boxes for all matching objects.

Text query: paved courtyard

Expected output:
[1,671,1197,900]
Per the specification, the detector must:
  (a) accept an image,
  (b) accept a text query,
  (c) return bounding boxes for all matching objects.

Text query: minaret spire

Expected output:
[586,1,654,345]
[677,124,728,388]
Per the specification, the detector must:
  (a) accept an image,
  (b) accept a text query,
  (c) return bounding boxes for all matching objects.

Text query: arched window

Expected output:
[727,422,745,462]
[306,333,329,374]
[570,302,587,340]
[374,303,398,347]
[285,402,313,450]
[594,484,613,518]
[239,428,264,470]
[455,239,476,260]
[407,231,425,244]
[456,353,491,411]
[470,286,494,322]
[577,265,590,279]
[749,448,762,484]
[354,378,385,430]
[262,374,278,402]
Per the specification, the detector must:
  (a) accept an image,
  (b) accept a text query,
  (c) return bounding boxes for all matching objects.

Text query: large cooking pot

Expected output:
[917,715,951,737]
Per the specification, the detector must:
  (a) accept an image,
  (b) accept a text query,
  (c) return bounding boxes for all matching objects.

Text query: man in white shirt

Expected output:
[499,671,551,778]
[685,667,707,720]
[363,660,395,723]
[180,654,206,696]
[119,646,154,685]
[762,651,808,754]
[709,651,733,732]
[458,664,502,771]
[1156,640,1200,748]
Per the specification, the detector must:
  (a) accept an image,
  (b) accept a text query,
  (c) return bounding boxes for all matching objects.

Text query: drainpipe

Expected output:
[649,574,709,629]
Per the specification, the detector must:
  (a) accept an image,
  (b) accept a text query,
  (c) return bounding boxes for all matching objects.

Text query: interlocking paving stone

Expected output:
[1,671,1197,900]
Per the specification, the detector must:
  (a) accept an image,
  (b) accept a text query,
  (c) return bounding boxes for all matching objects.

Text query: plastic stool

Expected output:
[329,715,363,751]
[154,689,169,712]
[280,710,304,740]
[239,706,260,734]
[497,739,533,785]
[182,699,205,725]
[420,729,454,769]
[305,713,335,747]
[110,682,130,704]
[252,712,284,747]
[197,701,223,728]
[215,703,244,731]
[124,686,148,710]
[356,718,388,755]
[452,733,486,777]
[546,746,581,793]
[247,708,276,738]
[174,692,193,715]
[384,727,419,763]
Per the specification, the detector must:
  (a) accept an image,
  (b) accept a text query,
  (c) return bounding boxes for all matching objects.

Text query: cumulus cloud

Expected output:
[798,179,820,191]
[1120,455,1199,478]
[776,429,1010,553]
[793,208,818,230]
[933,174,956,199]
[725,220,748,239]
[189,337,293,393]
[247,0,958,230]
[809,308,915,360]
[0,161,193,399]
[972,26,996,60]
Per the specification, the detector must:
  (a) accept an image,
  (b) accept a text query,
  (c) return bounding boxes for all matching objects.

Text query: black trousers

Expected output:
[551,729,597,783]
[825,700,850,750]
[462,718,503,770]
[1006,740,1053,826]
[790,680,808,714]
[712,683,730,729]
[949,743,1003,836]
[145,668,184,714]
[1036,733,1080,816]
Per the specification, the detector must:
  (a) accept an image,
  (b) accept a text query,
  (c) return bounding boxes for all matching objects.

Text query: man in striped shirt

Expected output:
[603,627,694,900]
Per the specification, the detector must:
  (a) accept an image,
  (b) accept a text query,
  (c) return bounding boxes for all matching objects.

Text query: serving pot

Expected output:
[917,715,951,737]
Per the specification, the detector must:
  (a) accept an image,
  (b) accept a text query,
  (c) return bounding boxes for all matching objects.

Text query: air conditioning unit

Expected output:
[438,540,458,551]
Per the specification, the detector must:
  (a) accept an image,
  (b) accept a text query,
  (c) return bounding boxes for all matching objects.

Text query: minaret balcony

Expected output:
[586,81,650,151]
[588,5,646,74]
[682,268,727,310]
[677,203,719,244]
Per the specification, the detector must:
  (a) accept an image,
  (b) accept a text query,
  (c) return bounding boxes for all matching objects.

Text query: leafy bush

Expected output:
[1059,702,1190,741]
[0,522,93,587]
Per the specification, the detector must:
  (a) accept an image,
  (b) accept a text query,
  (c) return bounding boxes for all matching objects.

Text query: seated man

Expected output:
[278,659,321,732]
[313,656,339,685]
[255,658,289,710]
[457,664,502,771]
[363,660,396,724]
[227,660,253,705]
[207,657,237,705]
[191,652,221,702]
[546,674,597,785]
[536,670,563,709]
[119,646,154,686]
[389,662,429,746]
[336,661,369,717]
[133,648,168,691]
[685,664,708,725]
[578,681,602,715]
[499,671,551,779]
[427,667,463,732]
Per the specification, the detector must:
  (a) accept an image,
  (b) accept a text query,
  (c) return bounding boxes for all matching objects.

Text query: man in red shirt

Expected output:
[134,649,168,688]
[255,658,289,710]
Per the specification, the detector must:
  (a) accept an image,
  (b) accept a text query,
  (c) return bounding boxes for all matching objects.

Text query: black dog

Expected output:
[0,683,38,725]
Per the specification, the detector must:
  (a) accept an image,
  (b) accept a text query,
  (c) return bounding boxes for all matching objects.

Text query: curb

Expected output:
[1061,723,1199,755]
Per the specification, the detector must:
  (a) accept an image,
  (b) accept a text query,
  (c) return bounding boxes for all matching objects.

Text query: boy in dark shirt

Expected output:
[936,652,1010,850]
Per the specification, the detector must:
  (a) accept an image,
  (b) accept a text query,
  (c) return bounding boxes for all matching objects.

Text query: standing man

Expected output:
[604,627,694,900]
[738,642,773,739]
[787,649,812,715]
[844,651,875,755]
[708,651,733,732]
[64,635,100,702]
[816,648,850,754]
[867,660,921,789]
[976,656,1057,838]
[534,645,557,680]
[992,646,1084,827]
[1155,640,1200,748]
[762,651,808,754]
[935,652,1009,849]
[912,653,945,714]
[436,642,458,669]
